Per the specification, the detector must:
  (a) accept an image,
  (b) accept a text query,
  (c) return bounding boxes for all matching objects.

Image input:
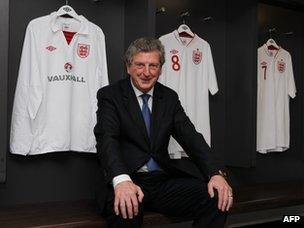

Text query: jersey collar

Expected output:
[263,43,281,58]
[173,30,196,47]
[50,12,89,35]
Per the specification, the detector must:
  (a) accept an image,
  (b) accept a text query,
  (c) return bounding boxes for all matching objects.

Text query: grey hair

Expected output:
[124,37,165,67]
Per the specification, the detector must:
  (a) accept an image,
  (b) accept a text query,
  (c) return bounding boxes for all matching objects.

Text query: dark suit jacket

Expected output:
[94,77,223,211]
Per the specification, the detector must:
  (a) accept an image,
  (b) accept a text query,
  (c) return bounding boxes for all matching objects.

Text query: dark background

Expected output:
[0,0,304,207]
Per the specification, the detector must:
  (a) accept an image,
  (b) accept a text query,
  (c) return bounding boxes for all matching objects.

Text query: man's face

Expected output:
[127,51,162,93]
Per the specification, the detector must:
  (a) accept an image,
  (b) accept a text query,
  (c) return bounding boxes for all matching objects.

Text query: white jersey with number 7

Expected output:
[257,45,296,153]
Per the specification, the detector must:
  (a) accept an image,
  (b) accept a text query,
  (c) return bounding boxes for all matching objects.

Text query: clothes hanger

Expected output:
[266,28,279,50]
[266,39,279,50]
[56,0,81,21]
[178,24,194,38]
[178,11,194,38]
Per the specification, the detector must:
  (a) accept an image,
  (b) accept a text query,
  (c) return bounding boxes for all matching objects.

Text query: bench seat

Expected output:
[0,181,303,227]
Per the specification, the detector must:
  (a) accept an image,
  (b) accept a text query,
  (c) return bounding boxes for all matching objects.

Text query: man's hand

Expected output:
[114,181,144,219]
[207,175,233,212]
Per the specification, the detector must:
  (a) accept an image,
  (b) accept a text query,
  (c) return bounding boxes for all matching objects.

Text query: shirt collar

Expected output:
[50,11,89,35]
[130,78,154,98]
[263,43,281,58]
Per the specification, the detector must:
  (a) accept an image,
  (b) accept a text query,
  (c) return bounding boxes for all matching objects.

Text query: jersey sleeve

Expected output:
[287,53,296,99]
[157,36,166,85]
[92,27,109,121]
[97,28,109,88]
[207,43,219,95]
[10,22,43,155]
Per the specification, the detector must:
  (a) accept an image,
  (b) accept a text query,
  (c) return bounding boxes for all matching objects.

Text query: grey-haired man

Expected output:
[94,37,232,228]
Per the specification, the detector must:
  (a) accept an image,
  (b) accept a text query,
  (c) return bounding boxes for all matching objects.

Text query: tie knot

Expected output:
[141,94,150,104]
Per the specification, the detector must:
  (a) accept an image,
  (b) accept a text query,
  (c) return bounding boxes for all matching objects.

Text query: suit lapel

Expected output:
[151,82,165,150]
[121,78,150,144]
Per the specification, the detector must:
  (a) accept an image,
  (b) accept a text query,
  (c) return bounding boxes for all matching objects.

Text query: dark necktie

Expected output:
[140,94,161,171]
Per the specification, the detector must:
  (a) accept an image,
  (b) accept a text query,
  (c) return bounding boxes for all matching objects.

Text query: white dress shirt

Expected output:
[112,78,154,188]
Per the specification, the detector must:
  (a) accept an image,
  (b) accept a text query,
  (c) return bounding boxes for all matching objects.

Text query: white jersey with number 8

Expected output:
[159,31,218,158]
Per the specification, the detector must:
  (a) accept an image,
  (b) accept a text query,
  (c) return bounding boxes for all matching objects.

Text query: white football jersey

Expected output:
[159,30,218,158]
[257,45,296,153]
[10,12,109,155]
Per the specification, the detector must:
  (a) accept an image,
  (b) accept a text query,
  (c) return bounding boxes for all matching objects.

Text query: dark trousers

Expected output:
[105,171,227,228]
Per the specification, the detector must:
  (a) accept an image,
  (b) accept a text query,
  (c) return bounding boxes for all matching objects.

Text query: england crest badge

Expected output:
[192,49,202,65]
[77,43,90,58]
[277,59,286,73]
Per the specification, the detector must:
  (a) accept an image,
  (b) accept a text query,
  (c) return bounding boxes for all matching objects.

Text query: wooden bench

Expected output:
[227,181,304,227]
[0,181,303,227]
[0,200,188,228]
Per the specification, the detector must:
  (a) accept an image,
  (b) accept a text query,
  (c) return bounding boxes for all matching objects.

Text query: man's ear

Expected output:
[126,63,130,74]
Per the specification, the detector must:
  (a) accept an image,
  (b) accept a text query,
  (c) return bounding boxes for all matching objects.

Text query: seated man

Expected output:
[94,37,233,228]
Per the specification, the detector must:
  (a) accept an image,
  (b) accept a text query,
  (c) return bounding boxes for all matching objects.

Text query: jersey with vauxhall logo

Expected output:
[257,45,296,154]
[10,12,109,155]
[159,31,218,158]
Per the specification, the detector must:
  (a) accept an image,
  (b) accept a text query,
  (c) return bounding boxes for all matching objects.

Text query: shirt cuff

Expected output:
[112,174,132,188]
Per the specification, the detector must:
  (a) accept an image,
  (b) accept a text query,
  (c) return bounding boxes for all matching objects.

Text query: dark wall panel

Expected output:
[229,2,304,186]
[0,0,9,183]
[124,0,156,55]
[253,2,304,183]
[225,0,257,167]
[0,0,125,206]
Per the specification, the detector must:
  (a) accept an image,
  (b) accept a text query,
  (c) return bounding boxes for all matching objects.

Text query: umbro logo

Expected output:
[46,45,57,52]
[261,61,267,66]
